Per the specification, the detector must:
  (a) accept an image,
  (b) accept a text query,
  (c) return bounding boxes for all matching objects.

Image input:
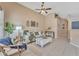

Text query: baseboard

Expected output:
[70,42,79,48]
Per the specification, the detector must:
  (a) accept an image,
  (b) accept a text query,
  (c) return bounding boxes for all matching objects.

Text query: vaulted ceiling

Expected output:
[18,2,79,18]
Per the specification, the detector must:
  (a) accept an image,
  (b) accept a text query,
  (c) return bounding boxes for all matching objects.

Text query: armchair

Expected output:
[0,37,27,56]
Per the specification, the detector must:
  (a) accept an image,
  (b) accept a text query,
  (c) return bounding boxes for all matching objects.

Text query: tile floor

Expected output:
[21,38,79,56]
[1,38,79,56]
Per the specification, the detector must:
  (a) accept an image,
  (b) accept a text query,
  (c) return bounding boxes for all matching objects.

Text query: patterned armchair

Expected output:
[0,37,27,56]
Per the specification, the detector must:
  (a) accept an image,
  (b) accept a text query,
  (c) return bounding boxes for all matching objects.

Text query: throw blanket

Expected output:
[0,37,13,45]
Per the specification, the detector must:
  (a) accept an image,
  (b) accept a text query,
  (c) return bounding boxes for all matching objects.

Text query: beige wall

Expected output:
[0,2,69,39]
[44,13,58,38]
[45,13,68,39]
[57,17,68,38]
[0,2,45,32]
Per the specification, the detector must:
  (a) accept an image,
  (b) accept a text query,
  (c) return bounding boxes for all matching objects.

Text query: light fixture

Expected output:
[15,25,23,37]
[35,2,52,15]
[16,25,22,31]
[40,10,46,15]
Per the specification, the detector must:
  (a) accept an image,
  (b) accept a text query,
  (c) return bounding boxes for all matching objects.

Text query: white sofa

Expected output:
[36,37,52,47]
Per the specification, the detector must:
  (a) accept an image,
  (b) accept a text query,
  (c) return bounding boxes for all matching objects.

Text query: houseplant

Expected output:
[5,22,14,35]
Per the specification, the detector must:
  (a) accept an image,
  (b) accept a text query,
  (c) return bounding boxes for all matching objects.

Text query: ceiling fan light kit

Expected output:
[40,10,45,14]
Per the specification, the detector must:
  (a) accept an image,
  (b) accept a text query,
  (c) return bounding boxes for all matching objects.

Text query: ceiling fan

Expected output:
[35,2,52,14]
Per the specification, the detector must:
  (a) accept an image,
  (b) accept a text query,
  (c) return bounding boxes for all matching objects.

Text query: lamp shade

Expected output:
[15,25,22,30]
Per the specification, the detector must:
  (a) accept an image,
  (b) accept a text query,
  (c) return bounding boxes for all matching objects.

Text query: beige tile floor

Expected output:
[21,38,79,56]
[1,38,79,56]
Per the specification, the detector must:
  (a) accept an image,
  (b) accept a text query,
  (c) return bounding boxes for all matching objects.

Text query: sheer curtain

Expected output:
[0,10,4,39]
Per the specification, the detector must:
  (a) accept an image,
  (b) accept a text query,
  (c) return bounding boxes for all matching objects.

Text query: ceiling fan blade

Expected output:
[45,11,48,13]
[45,8,52,10]
[35,9,41,10]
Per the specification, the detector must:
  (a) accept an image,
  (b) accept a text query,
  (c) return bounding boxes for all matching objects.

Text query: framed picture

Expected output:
[31,21,35,27]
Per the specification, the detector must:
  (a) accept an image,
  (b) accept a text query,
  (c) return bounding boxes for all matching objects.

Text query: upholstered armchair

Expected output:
[0,37,27,56]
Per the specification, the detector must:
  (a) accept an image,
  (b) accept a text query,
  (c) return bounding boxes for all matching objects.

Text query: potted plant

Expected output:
[5,22,14,36]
